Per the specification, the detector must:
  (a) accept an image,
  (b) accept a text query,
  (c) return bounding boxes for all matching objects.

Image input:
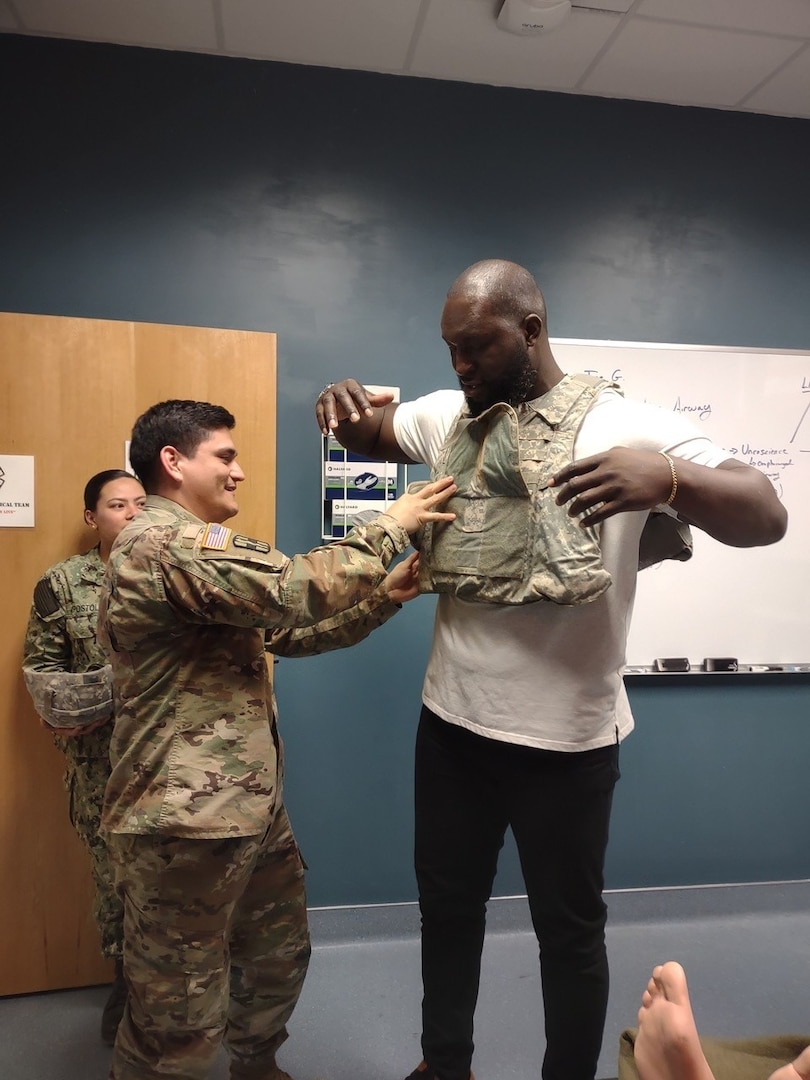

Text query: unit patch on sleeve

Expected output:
[233,534,271,554]
[181,524,204,548]
[200,523,233,551]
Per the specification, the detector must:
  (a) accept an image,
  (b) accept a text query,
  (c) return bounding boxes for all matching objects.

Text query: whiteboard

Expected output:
[551,339,810,666]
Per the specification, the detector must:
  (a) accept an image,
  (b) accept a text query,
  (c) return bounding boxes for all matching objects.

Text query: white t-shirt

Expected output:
[393,386,730,752]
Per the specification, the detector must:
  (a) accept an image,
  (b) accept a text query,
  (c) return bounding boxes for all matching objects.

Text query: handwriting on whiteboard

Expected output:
[578,366,810,502]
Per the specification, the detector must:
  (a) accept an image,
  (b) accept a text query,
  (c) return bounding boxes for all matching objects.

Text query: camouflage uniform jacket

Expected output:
[22,547,115,772]
[98,495,409,839]
[414,374,614,605]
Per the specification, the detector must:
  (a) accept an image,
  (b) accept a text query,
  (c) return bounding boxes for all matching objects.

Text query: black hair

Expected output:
[83,470,140,512]
[129,399,236,489]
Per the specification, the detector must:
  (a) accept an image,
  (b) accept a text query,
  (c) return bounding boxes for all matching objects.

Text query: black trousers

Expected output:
[414,706,620,1080]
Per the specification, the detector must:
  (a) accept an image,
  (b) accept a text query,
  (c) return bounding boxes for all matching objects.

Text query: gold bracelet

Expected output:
[658,450,678,506]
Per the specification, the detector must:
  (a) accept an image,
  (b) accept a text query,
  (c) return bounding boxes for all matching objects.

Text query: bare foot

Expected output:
[770,1046,810,1080]
[634,961,714,1080]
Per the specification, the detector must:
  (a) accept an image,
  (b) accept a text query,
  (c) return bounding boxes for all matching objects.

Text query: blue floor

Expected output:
[2,881,809,1080]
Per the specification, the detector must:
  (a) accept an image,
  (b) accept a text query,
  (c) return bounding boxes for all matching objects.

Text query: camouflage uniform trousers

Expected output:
[58,728,124,959]
[106,803,310,1080]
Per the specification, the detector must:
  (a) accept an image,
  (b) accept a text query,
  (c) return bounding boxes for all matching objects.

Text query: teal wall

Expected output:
[2,34,808,905]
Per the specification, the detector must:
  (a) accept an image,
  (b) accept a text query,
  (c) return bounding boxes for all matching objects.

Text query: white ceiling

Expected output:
[2,0,810,119]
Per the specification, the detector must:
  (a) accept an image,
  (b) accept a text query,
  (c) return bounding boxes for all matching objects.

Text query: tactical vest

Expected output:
[413,374,615,606]
[23,550,115,729]
[24,666,114,730]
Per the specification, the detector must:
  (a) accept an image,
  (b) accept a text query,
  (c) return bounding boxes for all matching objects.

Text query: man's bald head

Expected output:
[448,260,547,327]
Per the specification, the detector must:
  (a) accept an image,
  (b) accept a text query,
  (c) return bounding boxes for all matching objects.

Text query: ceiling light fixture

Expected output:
[496,0,572,35]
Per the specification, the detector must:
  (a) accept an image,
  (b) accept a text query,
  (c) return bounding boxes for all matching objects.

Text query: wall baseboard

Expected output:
[307,879,810,945]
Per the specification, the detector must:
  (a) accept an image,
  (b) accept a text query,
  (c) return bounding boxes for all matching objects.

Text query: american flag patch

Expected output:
[200,523,233,551]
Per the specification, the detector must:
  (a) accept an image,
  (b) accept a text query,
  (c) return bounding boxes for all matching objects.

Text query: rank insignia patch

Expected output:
[233,534,271,554]
[201,523,233,550]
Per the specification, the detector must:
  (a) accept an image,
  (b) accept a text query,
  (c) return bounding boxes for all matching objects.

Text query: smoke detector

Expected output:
[496,0,572,35]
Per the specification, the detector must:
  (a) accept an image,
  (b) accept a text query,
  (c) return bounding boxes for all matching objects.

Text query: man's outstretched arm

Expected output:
[552,449,787,548]
[315,378,415,463]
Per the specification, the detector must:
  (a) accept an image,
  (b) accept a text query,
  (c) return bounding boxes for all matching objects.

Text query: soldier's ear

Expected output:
[84,508,97,530]
[160,445,184,482]
[523,313,543,347]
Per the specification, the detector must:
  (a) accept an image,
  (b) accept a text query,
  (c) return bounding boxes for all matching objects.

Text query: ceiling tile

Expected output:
[743,46,810,118]
[476,0,633,9]
[583,20,802,107]
[2,0,809,118]
[221,0,423,70]
[11,0,219,50]
[636,0,810,38]
[576,0,634,12]
[412,0,621,90]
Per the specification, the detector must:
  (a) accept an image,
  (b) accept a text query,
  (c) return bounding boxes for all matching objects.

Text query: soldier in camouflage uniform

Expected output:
[22,469,147,1045]
[98,399,456,1080]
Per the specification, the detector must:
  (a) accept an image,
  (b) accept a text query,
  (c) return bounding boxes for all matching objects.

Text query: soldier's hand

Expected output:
[385,476,457,535]
[316,378,395,436]
[385,552,421,604]
[551,446,675,527]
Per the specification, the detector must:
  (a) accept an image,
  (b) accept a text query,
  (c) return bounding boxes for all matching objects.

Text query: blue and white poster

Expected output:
[321,386,402,539]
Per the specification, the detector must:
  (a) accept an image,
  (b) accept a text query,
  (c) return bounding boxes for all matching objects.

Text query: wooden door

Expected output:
[0,313,276,995]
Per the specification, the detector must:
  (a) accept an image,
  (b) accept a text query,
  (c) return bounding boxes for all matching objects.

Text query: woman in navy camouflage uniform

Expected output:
[23,469,146,1044]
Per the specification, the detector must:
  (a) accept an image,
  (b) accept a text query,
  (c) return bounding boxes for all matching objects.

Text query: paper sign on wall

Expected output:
[0,455,35,527]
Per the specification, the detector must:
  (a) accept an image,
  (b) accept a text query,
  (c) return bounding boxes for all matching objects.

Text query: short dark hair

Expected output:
[83,470,139,512]
[129,400,236,489]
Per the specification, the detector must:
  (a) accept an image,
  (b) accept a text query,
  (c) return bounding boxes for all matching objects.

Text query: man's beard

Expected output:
[464,346,538,418]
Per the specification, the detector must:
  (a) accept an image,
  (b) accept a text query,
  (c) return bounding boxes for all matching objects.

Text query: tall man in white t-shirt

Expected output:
[314,260,787,1080]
